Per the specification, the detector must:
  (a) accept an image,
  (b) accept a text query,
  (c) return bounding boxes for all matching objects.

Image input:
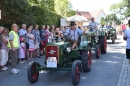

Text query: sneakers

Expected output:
[11,68,20,74]
[23,60,26,63]
[14,68,20,72]
[2,67,8,71]
[19,61,24,64]
[11,69,18,74]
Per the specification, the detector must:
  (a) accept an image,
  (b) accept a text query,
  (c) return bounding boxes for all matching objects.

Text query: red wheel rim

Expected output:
[88,50,92,67]
[32,64,38,80]
[76,66,80,81]
[104,37,107,50]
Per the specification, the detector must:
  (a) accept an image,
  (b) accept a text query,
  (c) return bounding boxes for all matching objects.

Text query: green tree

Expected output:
[28,0,55,12]
[0,0,75,28]
[54,0,76,17]
[100,17,105,25]
[0,0,36,27]
[103,14,121,25]
[110,0,130,17]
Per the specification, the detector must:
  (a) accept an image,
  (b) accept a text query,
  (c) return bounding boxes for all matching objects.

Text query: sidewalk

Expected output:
[117,36,130,86]
[117,56,130,86]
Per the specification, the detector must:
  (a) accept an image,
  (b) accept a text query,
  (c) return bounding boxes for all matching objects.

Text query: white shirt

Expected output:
[124,28,130,49]
[65,28,83,40]
[89,22,98,29]
[19,29,27,38]
[89,22,98,33]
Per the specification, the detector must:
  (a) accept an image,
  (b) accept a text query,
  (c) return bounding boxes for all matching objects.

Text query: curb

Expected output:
[116,55,130,86]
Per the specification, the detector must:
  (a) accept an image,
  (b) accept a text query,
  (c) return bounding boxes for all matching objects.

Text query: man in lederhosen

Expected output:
[65,21,86,49]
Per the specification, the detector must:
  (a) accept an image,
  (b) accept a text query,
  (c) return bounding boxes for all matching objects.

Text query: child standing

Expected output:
[19,38,26,63]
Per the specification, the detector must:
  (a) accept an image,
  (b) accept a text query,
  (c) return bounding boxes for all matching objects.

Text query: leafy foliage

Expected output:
[110,0,130,17]
[0,0,75,28]
[100,17,105,25]
[100,14,121,25]
[54,0,76,17]
[0,0,36,27]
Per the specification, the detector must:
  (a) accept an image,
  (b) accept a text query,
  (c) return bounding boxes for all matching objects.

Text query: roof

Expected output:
[76,11,91,19]
[90,9,106,19]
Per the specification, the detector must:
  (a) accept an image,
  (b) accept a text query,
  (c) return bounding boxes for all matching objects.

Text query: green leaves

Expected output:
[100,17,105,25]
[110,0,130,17]
[101,14,121,25]
[0,0,75,28]
[54,0,76,17]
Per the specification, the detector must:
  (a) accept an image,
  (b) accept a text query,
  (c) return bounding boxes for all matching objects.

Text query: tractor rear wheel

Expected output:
[27,61,39,83]
[71,60,81,85]
[115,31,117,39]
[80,47,92,72]
[99,36,107,54]
[112,35,115,44]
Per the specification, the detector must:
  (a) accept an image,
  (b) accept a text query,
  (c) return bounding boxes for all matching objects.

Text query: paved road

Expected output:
[0,35,126,86]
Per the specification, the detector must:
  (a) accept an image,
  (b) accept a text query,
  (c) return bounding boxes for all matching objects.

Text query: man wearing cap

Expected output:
[89,17,98,33]
[65,21,87,49]
[8,24,20,74]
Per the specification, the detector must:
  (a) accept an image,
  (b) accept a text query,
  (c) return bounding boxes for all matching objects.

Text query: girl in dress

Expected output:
[45,25,51,43]
[19,38,26,63]
[26,28,35,60]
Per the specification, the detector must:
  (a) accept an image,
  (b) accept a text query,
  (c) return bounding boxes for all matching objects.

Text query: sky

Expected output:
[69,0,123,14]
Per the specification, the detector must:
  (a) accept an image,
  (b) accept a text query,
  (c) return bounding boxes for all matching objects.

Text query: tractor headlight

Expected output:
[66,47,71,52]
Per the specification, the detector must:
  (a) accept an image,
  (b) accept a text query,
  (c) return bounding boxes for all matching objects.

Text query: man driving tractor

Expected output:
[89,17,98,33]
[65,21,87,49]
[88,17,99,40]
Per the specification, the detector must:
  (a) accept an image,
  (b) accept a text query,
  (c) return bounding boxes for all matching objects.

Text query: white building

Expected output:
[76,9,106,26]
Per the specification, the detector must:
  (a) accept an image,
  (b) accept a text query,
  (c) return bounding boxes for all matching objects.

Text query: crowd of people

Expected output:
[0,17,128,74]
[0,24,68,74]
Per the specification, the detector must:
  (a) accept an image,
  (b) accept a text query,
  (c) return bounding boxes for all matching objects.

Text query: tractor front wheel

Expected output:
[71,60,81,85]
[95,45,101,59]
[27,62,39,83]
[80,47,92,72]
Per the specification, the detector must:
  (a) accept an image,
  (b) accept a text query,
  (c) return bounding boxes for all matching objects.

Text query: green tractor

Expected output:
[105,27,117,44]
[86,28,107,58]
[27,33,92,85]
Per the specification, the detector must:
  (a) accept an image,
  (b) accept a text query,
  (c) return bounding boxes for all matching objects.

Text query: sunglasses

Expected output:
[4,32,8,33]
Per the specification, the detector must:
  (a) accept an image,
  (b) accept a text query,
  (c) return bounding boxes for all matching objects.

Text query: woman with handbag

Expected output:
[26,28,35,60]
